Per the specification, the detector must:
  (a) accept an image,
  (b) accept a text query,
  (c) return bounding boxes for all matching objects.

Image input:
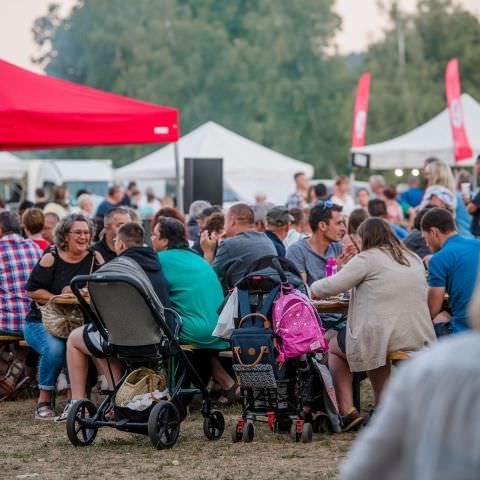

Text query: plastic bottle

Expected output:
[326,257,337,277]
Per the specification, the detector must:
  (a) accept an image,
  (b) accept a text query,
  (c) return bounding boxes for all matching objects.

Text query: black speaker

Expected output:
[183,158,223,213]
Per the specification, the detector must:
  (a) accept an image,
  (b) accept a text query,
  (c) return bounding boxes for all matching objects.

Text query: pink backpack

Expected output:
[273,288,328,363]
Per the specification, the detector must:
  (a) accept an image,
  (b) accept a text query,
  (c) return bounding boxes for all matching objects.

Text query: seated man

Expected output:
[0,212,42,336]
[286,201,352,285]
[91,207,131,263]
[264,206,292,257]
[201,203,277,291]
[368,198,408,240]
[421,207,480,336]
[60,222,171,421]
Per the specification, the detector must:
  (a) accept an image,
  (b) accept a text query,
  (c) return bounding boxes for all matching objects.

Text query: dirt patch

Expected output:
[0,397,360,480]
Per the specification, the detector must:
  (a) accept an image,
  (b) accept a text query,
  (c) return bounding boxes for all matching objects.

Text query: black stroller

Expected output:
[67,257,224,450]
[229,256,341,443]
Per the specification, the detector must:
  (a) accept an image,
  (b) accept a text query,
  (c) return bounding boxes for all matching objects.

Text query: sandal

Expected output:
[35,402,56,420]
[216,382,241,406]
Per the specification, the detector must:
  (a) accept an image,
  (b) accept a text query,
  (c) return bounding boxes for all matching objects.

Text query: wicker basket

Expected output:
[115,367,166,407]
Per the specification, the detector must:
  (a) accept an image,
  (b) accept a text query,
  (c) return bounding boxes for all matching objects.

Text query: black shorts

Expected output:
[337,326,347,355]
[83,324,107,359]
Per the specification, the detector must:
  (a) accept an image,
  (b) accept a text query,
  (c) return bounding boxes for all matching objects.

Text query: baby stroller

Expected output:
[229,256,341,443]
[67,257,224,450]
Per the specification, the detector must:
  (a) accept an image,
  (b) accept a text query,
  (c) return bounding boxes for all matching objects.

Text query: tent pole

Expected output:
[174,142,183,212]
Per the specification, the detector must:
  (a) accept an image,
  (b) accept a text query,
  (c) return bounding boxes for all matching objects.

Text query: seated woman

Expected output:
[152,216,237,404]
[311,218,436,431]
[24,213,102,420]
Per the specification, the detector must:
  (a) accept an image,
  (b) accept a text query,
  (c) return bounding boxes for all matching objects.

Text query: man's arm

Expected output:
[467,192,480,214]
[428,286,446,320]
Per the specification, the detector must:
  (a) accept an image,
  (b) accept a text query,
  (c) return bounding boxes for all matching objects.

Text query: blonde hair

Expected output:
[468,273,480,329]
[427,160,456,193]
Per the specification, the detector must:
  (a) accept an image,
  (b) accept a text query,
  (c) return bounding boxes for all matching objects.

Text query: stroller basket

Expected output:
[234,364,277,389]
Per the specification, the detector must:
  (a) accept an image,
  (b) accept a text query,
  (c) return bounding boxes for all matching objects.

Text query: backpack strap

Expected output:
[237,288,251,318]
[258,285,280,317]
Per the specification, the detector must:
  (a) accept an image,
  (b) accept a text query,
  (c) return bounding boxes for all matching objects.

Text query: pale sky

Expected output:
[1,0,479,72]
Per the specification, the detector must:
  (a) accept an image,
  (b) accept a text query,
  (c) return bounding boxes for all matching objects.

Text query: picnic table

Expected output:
[312,298,349,315]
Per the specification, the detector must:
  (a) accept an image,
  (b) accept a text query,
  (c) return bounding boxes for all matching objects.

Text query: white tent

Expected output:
[351,93,480,170]
[115,121,314,204]
[0,152,27,180]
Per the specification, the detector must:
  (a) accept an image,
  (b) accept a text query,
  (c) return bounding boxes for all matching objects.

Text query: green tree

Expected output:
[363,0,480,145]
[32,0,352,175]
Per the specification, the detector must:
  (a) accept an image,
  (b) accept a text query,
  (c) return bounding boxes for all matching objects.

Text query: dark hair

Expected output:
[289,207,304,226]
[22,208,45,235]
[199,206,222,219]
[229,203,254,225]
[0,212,21,235]
[156,217,189,250]
[294,172,306,181]
[35,188,46,198]
[308,201,343,232]
[104,207,130,225]
[368,198,387,218]
[357,218,412,267]
[205,212,225,234]
[420,207,456,233]
[414,205,435,230]
[117,222,144,248]
[108,185,122,197]
[19,200,34,213]
[150,207,187,237]
[348,208,368,235]
[383,186,397,200]
[314,183,327,199]
[54,213,94,251]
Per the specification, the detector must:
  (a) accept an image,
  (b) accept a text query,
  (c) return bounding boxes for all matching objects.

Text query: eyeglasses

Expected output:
[69,230,91,237]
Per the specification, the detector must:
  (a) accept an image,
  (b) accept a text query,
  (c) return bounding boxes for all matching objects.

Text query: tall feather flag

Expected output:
[351,72,371,148]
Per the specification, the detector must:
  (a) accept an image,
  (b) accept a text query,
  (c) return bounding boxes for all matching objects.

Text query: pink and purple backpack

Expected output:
[273,287,328,363]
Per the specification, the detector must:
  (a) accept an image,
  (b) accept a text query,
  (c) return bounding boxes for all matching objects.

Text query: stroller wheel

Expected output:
[242,421,255,443]
[148,401,180,450]
[230,419,243,443]
[301,423,313,443]
[289,420,302,443]
[66,399,98,447]
[203,410,225,440]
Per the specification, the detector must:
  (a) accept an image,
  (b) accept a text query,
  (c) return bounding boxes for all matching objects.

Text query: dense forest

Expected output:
[31,0,480,175]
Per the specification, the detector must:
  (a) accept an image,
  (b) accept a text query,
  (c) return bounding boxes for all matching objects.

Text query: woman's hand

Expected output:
[61,286,73,295]
[337,244,356,268]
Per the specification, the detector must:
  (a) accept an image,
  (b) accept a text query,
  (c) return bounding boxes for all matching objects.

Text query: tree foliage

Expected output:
[31,0,480,175]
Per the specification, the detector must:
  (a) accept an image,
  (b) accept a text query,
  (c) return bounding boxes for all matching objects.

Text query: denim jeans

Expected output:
[23,321,66,391]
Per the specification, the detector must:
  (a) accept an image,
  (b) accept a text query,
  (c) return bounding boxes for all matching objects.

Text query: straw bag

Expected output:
[39,298,84,339]
[115,368,166,407]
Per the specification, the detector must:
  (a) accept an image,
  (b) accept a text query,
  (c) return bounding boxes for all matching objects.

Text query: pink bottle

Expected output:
[326,257,337,277]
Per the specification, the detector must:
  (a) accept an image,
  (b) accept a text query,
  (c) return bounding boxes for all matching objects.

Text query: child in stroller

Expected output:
[66,256,225,450]
[227,256,341,443]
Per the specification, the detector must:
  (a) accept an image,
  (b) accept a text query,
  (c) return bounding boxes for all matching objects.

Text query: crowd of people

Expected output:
[1,157,480,476]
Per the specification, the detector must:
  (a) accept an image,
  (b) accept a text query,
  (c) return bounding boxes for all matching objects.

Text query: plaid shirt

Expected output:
[286,191,307,209]
[0,234,42,334]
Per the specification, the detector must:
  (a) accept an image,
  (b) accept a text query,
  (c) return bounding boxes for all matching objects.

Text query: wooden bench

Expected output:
[0,335,22,342]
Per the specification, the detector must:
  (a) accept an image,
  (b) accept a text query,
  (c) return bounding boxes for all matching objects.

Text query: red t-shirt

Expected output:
[32,238,50,252]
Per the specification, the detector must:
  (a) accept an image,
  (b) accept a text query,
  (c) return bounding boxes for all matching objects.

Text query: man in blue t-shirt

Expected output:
[421,208,480,335]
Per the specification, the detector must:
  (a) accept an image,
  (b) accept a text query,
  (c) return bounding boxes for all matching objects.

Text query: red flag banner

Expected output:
[445,58,472,162]
[351,72,371,148]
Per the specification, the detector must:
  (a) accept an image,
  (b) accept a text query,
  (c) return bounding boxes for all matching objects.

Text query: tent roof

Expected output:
[115,121,313,204]
[0,152,27,180]
[351,93,480,170]
[0,60,179,150]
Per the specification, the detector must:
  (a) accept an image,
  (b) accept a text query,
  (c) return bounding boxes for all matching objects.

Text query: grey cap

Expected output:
[266,206,294,227]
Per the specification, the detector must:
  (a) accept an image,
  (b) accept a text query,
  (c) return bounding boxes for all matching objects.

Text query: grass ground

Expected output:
[1,395,363,480]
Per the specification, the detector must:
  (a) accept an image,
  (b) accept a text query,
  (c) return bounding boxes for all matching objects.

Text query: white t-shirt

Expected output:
[330,194,355,216]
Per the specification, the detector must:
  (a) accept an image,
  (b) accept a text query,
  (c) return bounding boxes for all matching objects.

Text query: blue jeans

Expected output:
[23,321,66,391]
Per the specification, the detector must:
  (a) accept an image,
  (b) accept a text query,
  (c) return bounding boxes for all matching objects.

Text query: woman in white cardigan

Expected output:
[311,218,436,430]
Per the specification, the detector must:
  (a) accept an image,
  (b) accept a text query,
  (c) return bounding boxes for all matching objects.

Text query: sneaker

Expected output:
[54,401,73,423]
[341,408,365,432]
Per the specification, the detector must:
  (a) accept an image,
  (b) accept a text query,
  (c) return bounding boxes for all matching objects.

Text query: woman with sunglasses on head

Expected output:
[24,214,103,420]
[311,218,436,431]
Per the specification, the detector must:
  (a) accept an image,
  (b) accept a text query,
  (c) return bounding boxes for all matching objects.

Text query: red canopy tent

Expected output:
[0,59,179,150]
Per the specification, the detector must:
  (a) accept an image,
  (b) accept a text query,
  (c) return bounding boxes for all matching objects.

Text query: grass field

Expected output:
[1,396,362,480]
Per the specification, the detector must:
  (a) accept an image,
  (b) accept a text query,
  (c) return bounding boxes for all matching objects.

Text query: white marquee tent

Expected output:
[351,93,480,170]
[115,121,314,204]
[0,152,27,180]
